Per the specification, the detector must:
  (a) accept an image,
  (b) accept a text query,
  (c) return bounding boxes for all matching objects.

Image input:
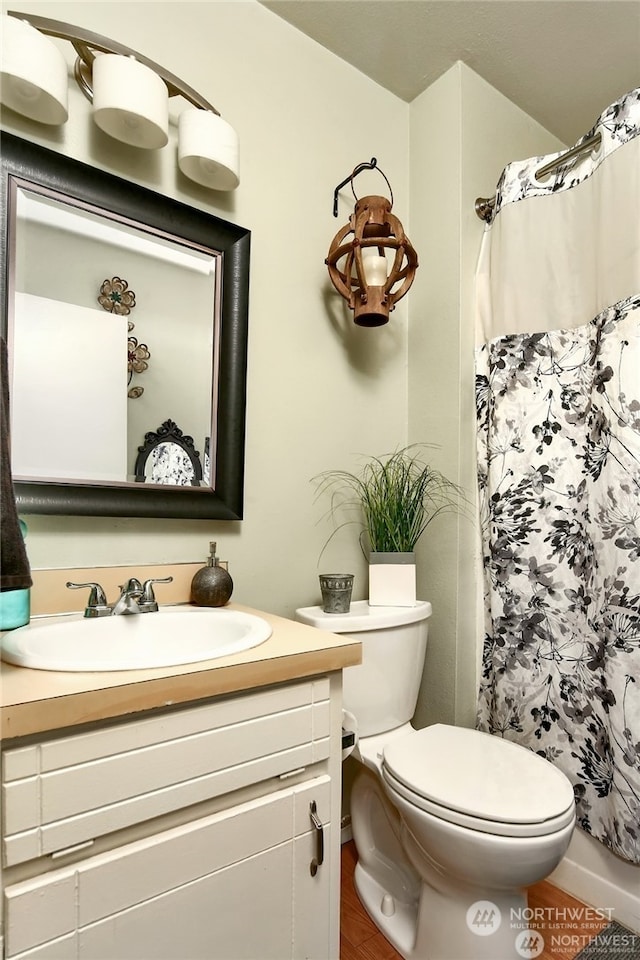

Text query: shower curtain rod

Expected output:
[474,131,602,222]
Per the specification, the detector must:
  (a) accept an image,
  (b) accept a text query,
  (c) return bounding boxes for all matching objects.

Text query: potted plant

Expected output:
[314,445,463,606]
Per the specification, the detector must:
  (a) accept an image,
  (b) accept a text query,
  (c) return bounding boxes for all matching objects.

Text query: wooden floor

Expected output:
[340,840,610,960]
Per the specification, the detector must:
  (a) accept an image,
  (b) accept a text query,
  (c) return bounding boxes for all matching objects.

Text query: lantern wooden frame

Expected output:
[326,181,418,327]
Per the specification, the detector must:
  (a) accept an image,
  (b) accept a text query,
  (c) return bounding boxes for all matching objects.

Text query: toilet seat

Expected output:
[382,723,576,839]
[383,766,575,838]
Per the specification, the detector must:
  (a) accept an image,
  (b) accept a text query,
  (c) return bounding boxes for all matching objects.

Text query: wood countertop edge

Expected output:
[0,643,362,741]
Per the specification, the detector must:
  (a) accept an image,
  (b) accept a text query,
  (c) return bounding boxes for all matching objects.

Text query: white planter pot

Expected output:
[368,552,416,606]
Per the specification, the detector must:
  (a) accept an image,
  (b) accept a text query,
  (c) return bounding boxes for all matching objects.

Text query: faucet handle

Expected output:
[66,581,112,618]
[142,576,173,602]
[140,576,174,612]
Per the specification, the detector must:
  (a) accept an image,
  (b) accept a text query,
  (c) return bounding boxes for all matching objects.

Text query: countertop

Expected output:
[0,604,361,740]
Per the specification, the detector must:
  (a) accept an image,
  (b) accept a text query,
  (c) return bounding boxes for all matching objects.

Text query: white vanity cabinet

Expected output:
[1,675,342,960]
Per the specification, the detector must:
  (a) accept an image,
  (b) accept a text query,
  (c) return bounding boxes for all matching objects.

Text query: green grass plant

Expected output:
[315,445,464,555]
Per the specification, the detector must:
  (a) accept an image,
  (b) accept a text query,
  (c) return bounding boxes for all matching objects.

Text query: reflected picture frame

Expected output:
[134,419,203,487]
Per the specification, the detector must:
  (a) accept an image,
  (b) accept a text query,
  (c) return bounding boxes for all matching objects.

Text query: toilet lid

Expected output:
[382,724,575,826]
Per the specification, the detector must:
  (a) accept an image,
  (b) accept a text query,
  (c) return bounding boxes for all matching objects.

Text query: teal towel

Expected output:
[0,337,32,592]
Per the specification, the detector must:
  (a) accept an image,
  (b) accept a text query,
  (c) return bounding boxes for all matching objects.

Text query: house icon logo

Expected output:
[515,929,545,958]
[466,900,501,936]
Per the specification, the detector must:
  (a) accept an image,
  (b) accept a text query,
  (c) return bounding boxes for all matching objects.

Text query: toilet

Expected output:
[295,600,575,960]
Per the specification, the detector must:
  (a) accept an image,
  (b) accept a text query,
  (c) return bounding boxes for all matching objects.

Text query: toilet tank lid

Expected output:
[295,600,432,632]
[383,724,575,825]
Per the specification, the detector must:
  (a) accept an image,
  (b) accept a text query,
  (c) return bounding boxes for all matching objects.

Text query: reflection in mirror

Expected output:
[12,185,217,485]
[135,420,203,487]
[1,134,250,520]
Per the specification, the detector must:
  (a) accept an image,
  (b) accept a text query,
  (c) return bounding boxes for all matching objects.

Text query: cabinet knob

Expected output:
[309,800,324,876]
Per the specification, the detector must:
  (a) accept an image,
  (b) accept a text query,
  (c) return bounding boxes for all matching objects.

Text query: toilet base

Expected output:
[350,766,552,960]
[354,860,418,958]
[354,857,532,960]
[353,862,418,958]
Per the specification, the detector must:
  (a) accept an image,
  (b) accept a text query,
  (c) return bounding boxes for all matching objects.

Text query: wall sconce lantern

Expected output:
[1,11,239,191]
[326,159,418,327]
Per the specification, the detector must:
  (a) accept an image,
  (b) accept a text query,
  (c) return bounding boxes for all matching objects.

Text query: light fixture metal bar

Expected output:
[7,10,219,114]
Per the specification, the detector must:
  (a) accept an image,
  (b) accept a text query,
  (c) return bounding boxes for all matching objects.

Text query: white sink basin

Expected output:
[0,606,273,672]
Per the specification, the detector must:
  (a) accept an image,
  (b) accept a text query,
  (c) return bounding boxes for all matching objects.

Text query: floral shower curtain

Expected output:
[475,88,640,864]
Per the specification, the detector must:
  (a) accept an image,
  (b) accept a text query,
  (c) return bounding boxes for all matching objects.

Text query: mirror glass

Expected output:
[1,134,250,520]
[11,185,218,486]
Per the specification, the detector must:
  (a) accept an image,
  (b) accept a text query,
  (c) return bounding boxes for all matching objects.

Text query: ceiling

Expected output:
[260,1,640,144]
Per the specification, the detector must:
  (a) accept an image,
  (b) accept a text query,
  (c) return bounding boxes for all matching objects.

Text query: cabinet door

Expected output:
[5,845,294,960]
[293,824,334,960]
[79,843,294,960]
[4,778,334,960]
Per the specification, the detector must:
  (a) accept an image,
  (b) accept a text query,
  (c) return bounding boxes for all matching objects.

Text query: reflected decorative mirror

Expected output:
[135,420,203,487]
[0,133,250,519]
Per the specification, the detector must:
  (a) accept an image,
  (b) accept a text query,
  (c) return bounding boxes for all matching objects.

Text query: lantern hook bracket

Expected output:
[332,158,394,217]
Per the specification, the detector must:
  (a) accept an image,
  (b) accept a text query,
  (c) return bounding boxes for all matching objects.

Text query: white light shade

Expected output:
[92,54,168,149]
[178,109,240,190]
[1,15,68,124]
[362,250,388,286]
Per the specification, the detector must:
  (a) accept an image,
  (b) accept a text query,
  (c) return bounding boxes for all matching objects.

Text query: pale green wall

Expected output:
[2,0,410,619]
[408,63,565,729]
[3,6,565,732]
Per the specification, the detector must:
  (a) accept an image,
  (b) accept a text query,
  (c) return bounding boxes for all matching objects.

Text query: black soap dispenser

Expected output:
[190,541,234,607]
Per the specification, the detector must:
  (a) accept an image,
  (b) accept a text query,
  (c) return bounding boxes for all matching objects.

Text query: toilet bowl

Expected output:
[295,601,576,960]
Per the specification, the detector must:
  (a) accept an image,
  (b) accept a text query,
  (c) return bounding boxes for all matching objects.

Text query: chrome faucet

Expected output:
[66,576,173,618]
[111,578,144,616]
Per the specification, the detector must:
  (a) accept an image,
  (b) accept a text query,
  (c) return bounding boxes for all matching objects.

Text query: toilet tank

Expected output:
[295,600,431,737]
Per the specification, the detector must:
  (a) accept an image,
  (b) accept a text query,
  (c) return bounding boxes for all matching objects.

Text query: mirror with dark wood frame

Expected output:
[0,133,250,520]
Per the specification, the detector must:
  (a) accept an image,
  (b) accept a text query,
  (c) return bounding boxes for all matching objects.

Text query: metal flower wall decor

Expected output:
[127,322,151,399]
[98,276,150,399]
[98,276,136,315]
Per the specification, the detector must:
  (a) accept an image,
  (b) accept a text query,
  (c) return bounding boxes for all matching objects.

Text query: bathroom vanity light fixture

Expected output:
[326,159,418,327]
[1,11,239,190]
